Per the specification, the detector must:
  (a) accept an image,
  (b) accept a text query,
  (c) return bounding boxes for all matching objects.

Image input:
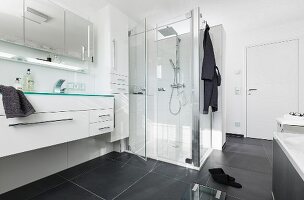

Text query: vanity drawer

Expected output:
[111,83,129,94]
[0,111,89,158]
[89,109,113,123]
[111,74,129,85]
[89,121,114,137]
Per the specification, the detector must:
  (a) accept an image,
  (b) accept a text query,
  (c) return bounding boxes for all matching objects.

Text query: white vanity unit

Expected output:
[0,92,114,158]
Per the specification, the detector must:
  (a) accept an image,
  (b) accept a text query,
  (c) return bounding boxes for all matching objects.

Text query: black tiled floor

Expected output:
[72,159,148,200]
[208,150,272,174]
[114,152,158,171]
[58,156,112,180]
[226,195,241,200]
[114,172,189,200]
[0,175,66,200]
[224,142,267,158]
[206,164,272,200]
[226,136,263,146]
[152,161,207,184]
[0,137,273,200]
[30,182,102,200]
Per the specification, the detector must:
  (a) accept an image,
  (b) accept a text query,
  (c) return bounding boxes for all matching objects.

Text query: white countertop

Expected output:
[277,115,304,127]
[274,132,304,181]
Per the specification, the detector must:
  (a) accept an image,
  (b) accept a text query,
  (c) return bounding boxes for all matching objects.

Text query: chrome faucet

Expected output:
[54,79,66,93]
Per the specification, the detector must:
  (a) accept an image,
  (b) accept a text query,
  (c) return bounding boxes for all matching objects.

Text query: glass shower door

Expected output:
[128,20,147,159]
[156,15,194,165]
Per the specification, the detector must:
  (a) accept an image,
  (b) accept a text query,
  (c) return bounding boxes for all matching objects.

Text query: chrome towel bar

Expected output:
[9,118,74,127]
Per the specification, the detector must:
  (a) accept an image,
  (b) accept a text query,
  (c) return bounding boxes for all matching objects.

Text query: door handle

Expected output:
[248,89,258,91]
[158,88,166,92]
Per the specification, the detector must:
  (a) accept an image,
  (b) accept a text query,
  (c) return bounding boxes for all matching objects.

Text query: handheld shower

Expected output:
[158,26,187,115]
[169,59,176,69]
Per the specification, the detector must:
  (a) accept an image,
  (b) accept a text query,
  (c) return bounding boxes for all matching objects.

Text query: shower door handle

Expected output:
[158,88,166,92]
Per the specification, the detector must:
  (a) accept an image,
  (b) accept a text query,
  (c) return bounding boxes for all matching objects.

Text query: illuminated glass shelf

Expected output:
[24,92,114,97]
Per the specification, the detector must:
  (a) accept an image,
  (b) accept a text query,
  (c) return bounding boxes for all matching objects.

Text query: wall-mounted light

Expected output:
[0,52,16,59]
[25,7,50,24]
[26,58,84,71]
[0,51,85,72]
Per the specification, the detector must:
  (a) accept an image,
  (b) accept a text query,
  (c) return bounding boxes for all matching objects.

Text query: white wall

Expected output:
[224,18,304,135]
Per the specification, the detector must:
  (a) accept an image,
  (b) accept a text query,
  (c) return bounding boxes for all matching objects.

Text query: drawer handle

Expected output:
[117,88,126,91]
[9,118,74,127]
[99,114,110,117]
[117,79,126,82]
[99,126,111,130]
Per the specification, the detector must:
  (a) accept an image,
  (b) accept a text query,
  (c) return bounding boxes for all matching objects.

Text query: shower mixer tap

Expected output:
[171,83,185,89]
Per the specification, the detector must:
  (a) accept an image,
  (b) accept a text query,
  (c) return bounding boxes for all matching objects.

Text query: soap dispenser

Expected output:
[23,68,35,91]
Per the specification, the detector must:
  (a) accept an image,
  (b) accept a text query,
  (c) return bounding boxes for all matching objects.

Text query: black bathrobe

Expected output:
[201,24,221,114]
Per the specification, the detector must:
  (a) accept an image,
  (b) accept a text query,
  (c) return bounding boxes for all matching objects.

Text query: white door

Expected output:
[247,40,299,140]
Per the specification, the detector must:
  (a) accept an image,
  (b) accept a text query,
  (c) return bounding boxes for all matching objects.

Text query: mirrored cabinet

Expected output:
[24,0,65,55]
[0,0,94,72]
[65,11,94,61]
[0,0,24,45]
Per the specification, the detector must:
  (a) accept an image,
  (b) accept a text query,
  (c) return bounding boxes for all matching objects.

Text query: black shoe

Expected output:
[209,168,235,181]
[211,174,242,189]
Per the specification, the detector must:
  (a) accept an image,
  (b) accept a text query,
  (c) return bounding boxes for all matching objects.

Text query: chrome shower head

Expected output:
[159,26,178,37]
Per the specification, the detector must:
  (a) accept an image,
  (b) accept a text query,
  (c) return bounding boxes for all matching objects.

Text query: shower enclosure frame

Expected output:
[128,7,209,169]
[191,7,201,168]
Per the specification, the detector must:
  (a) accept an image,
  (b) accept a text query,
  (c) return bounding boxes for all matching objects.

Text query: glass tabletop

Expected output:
[181,184,227,200]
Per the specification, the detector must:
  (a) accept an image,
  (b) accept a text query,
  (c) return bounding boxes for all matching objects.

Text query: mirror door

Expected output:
[24,0,65,54]
[65,11,93,61]
[0,0,24,45]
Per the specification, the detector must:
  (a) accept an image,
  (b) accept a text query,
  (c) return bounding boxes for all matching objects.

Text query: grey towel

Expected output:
[0,85,36,118]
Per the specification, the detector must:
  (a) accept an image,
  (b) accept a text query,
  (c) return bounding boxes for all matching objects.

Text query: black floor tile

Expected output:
[114,172,190,200]
[102,151,124,161]
[152,161,208,185]
[117,153,158,171]
[58,157,112,180]
[208,150,272,174]
[227,137,263,146]
[206,164,272,200]
[224,142,267,158]
[260,139,273,147]
[226,195,241,200]
[30,182,101,200]
[72,160,148,200]
[0,175,66,200]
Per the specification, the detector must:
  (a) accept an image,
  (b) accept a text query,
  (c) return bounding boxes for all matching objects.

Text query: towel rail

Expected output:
[9,118,74,127]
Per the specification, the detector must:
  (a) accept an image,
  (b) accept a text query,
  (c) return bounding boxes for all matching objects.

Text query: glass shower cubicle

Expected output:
[128,8,213,169]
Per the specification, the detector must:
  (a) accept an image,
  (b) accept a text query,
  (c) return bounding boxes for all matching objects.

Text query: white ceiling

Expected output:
[53,0,304,31]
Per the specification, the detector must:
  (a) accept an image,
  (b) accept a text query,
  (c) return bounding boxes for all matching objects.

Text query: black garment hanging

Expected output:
[201,24,221,114]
